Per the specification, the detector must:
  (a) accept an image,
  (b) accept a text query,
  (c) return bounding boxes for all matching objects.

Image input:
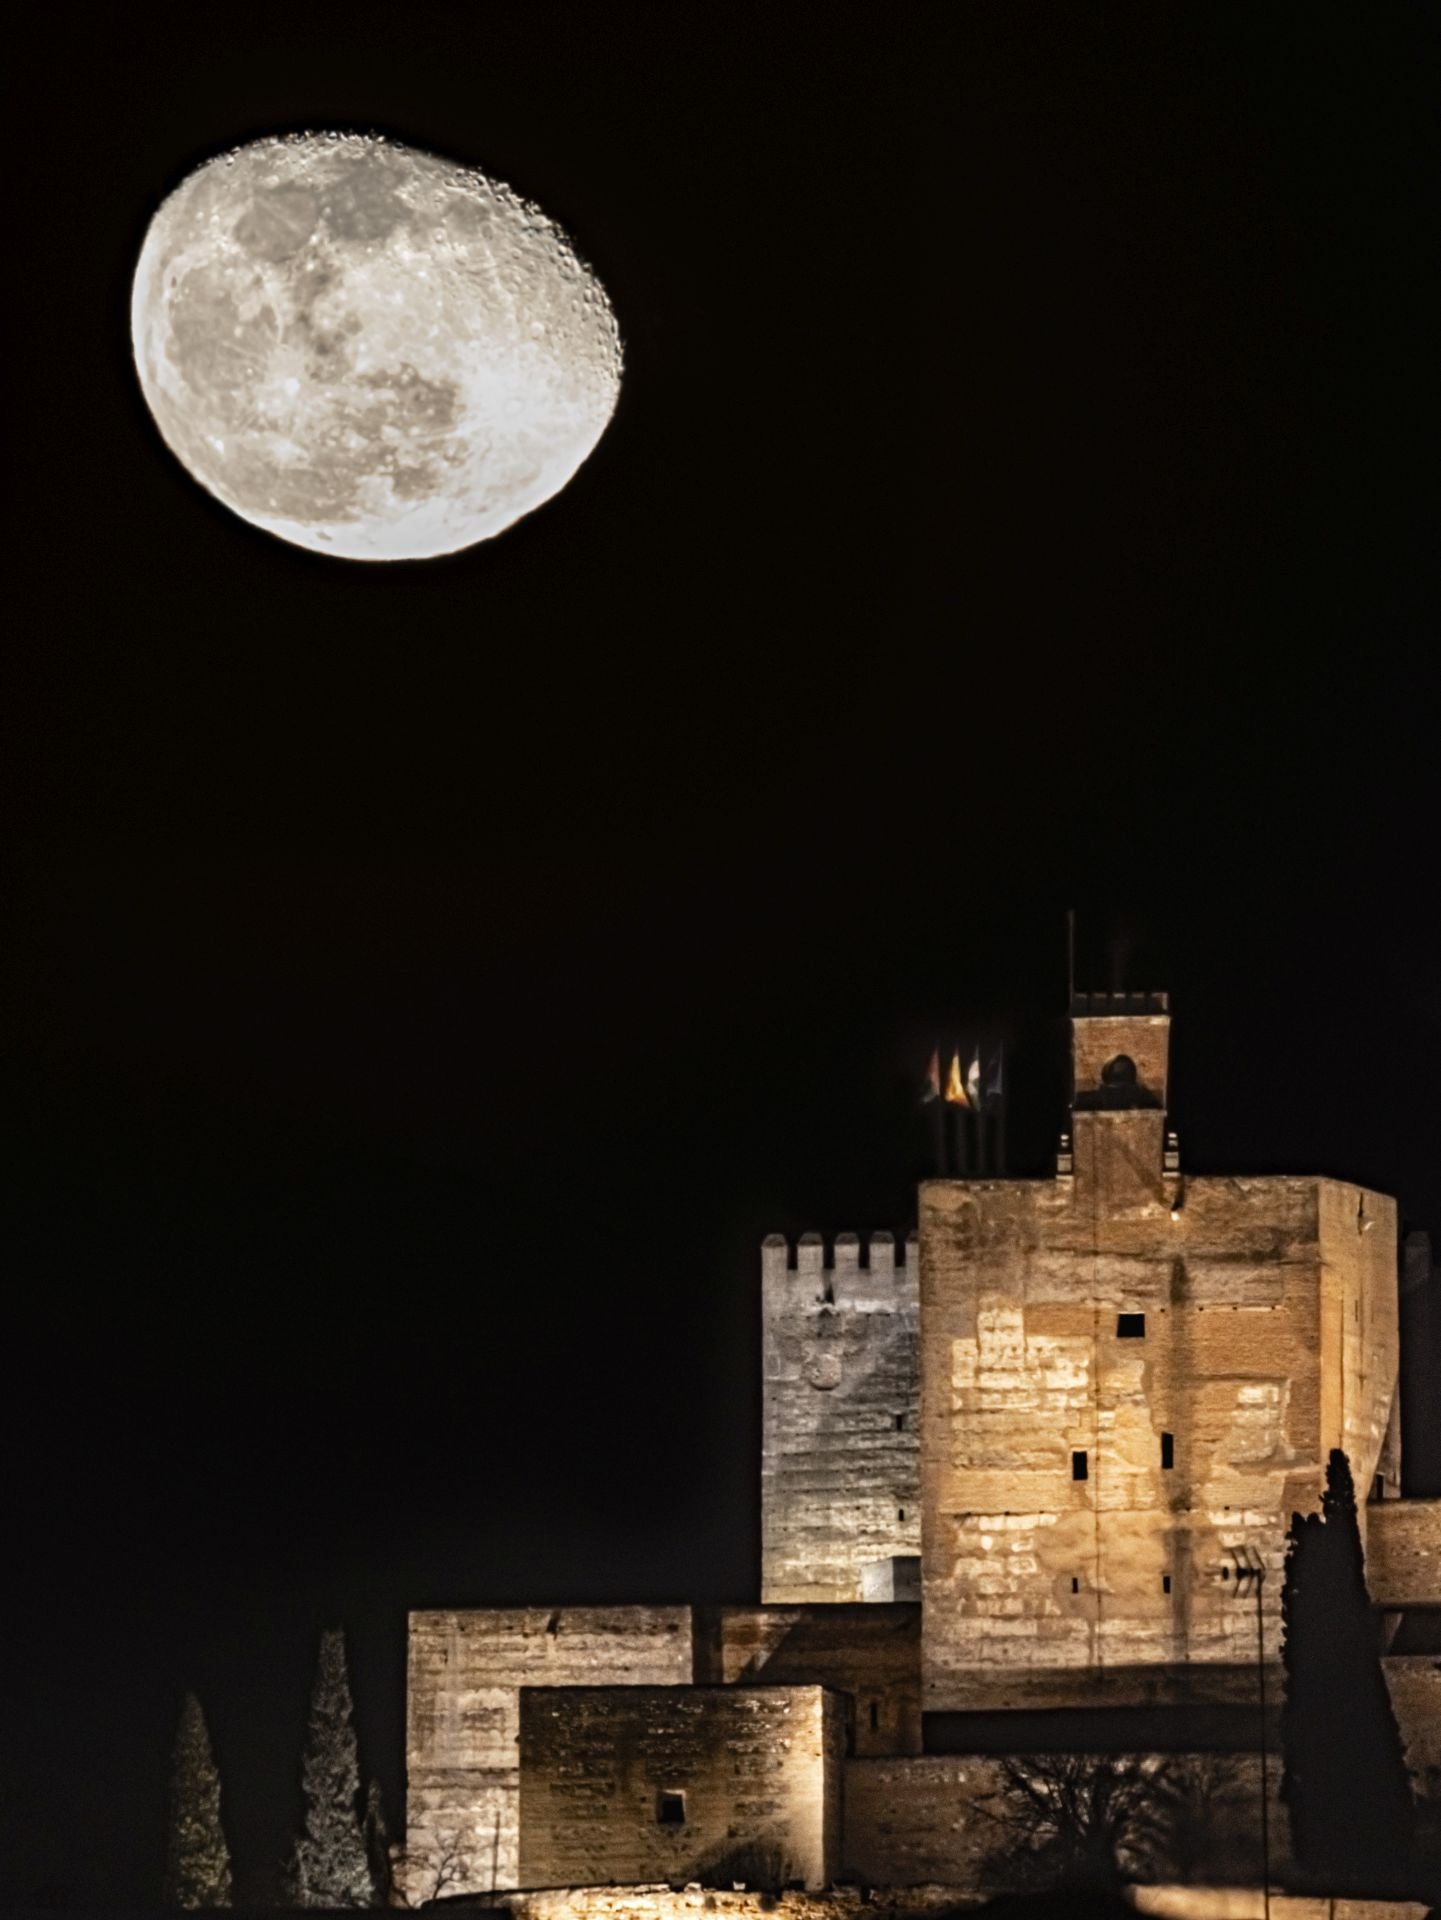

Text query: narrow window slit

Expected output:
[1161,1432,1175,1470]
[1072,1450,1088,1481]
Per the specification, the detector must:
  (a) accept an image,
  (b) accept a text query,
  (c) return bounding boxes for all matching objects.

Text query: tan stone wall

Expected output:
[401,1607,692,1900]
[701,1604,920,1755]
[762,1232,921,1603]
[1318,1178,1399,1519]
[1384,1654,1441,1789]
[1070,1003,1170,1106]
[919,1145,1399,1714]
[843,1752,1278,1890]
[841,1756,1005,1885]
[517,1686,844,1893]
[1367,1500,1441,1608]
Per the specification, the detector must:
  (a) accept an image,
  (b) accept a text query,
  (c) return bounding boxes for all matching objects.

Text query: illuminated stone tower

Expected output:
[918,989,1400,1731]
[761,1230,922,1603]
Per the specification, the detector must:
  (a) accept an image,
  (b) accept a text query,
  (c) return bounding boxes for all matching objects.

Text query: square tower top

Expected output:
[1070,989,1170,1112]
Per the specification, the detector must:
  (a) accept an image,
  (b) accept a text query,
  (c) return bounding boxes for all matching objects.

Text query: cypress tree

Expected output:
[363,1780,392,1907]
[287,1628,374,1908]
[164,1692,234,1909]
[1280,1448,1414,1890]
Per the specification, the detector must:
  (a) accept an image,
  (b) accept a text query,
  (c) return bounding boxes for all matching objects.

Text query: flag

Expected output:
[922,1049,941,1102]
[967,1044,983,1108]
[944,1051,968,1106]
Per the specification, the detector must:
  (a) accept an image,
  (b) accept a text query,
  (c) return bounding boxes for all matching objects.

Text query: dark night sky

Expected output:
[3,3,1438,1904]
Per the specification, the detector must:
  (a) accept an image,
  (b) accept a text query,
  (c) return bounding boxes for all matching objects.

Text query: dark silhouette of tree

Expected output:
[164,1692,234,1909]
[1280,1448,1414,1891]
[286,1628,374,1908]
[981,1752,1178,1892]
[362,1780,392,1907]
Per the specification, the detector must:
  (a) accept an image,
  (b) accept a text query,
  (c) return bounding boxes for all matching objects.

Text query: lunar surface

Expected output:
[131,134,621,559]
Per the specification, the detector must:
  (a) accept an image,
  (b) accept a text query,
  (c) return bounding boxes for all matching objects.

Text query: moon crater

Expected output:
[131,134,621,558]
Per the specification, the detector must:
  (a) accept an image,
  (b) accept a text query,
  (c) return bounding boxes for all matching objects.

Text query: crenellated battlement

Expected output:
[762,1229,919,1288]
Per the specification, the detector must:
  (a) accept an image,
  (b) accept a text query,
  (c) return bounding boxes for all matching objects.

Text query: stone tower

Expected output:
[761,1229,921,1602]
[918,989,1400,1734]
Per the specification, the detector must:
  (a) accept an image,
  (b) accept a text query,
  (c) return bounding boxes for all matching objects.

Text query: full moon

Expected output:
[131,133,621,559]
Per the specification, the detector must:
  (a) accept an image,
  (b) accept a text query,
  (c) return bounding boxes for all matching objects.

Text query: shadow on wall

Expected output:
[694,1831,792,1896]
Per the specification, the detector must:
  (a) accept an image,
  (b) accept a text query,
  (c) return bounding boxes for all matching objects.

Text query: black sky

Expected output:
[3,2,1438,1904]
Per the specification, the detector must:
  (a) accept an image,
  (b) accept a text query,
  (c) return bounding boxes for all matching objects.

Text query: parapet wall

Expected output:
[762,1232,921,1604]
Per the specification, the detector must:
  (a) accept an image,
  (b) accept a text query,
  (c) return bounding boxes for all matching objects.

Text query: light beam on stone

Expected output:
[130,133,621,560]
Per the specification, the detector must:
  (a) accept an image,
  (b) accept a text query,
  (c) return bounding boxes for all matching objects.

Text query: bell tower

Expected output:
[1070,988,1170,1109]
[1067,989,1171,1206]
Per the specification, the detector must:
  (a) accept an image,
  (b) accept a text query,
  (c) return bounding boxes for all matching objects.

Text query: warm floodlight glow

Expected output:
[131,133,621,559]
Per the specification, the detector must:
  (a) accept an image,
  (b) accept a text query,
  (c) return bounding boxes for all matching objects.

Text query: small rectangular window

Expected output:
[898,1507,906,1521]
[1072,1450,1088,1481]
[1161,1432,1174,1470]
[895,1413,905,1431]
[1162,1574,1172,1594]
[1071,1576,1080,1594]
[1221,1566,1230,1581]
[1117,1313,1146,1338]
[657,1790,685,1826]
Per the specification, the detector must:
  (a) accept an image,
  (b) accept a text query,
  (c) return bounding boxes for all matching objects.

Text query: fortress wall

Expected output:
[518,1686,844,1893]
[841,1756,1006,1885]
[1367,1500,1441,1608]
[701,1604,921,1755]
[1318,1179,1400,1520]
[844,1752,1279,1889]
[762,1232,921,1603]
[1384,1654,1441,1787]
[401,1607,692,1900]
[919,1168,1348,1713]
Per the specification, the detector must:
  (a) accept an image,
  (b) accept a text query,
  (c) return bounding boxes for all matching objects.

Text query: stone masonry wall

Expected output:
[1318,1176,1401,1526]
[700,1604,921,1755]
[919,1153,1399,1714]
[1384,1654,1441,1791]
[762,1232,920,1604]
[401,1607,692,1901]
[518,1686,845,1893]
[843,1752,1281,1890]
[841,1756,1006,1885]
[1367,1499,1441,1608]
